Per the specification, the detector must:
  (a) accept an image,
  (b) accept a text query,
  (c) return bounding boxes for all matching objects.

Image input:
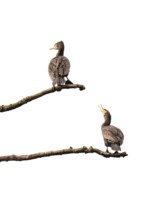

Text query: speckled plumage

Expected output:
[99,105,124,152]
[48,41,72,87]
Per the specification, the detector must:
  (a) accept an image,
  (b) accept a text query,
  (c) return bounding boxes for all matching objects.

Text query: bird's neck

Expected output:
[102,114,111,126]
[56,48,64,56]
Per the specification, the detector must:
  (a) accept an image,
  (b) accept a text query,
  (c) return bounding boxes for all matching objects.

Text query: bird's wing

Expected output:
[48,58,59,80]
[57,56,70,77]
[102,125,124,144]
[49,56,70,77]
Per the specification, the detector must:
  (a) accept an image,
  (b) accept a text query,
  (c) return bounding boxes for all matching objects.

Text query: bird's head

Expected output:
[99,104,111,117]
[99,105,112,125]
[98,105,108,115]
[50,41,64,50]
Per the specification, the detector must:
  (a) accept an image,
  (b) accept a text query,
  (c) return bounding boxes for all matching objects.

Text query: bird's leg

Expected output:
[114,151,118,154]
[106,147,109,153]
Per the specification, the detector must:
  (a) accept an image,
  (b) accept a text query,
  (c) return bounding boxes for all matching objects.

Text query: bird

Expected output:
[99,105,124,153]
[48,41,73,87]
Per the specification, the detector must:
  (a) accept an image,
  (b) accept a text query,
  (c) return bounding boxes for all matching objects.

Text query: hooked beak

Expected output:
[49,44,58,50]
[98,104,104,113]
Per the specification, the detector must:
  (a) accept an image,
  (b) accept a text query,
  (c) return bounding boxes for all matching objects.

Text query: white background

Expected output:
[0,0,146,219]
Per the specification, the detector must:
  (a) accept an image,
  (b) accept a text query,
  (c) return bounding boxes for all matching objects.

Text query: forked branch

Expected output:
[0,84,85,112]
[0,146,128,162]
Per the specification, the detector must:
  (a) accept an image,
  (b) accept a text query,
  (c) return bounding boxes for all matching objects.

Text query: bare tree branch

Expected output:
[0,84,85,112]
[0,146,128,162]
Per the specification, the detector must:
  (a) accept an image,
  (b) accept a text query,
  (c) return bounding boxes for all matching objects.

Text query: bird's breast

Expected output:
[48,56,70,77]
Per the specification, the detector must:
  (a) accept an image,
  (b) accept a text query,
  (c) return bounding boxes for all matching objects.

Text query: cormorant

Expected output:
[48,41,73,87]
[99,105,124,153]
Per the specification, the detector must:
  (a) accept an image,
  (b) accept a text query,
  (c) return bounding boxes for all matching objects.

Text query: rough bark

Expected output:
[0,146,128,162]
[0,84,85,112]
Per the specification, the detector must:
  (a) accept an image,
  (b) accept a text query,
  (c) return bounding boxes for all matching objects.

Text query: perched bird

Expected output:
[48,41,73,87]
[99,105,124,153]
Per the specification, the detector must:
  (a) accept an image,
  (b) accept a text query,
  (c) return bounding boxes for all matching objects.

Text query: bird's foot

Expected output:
[106,149,109,153]
[113,151,118,154]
